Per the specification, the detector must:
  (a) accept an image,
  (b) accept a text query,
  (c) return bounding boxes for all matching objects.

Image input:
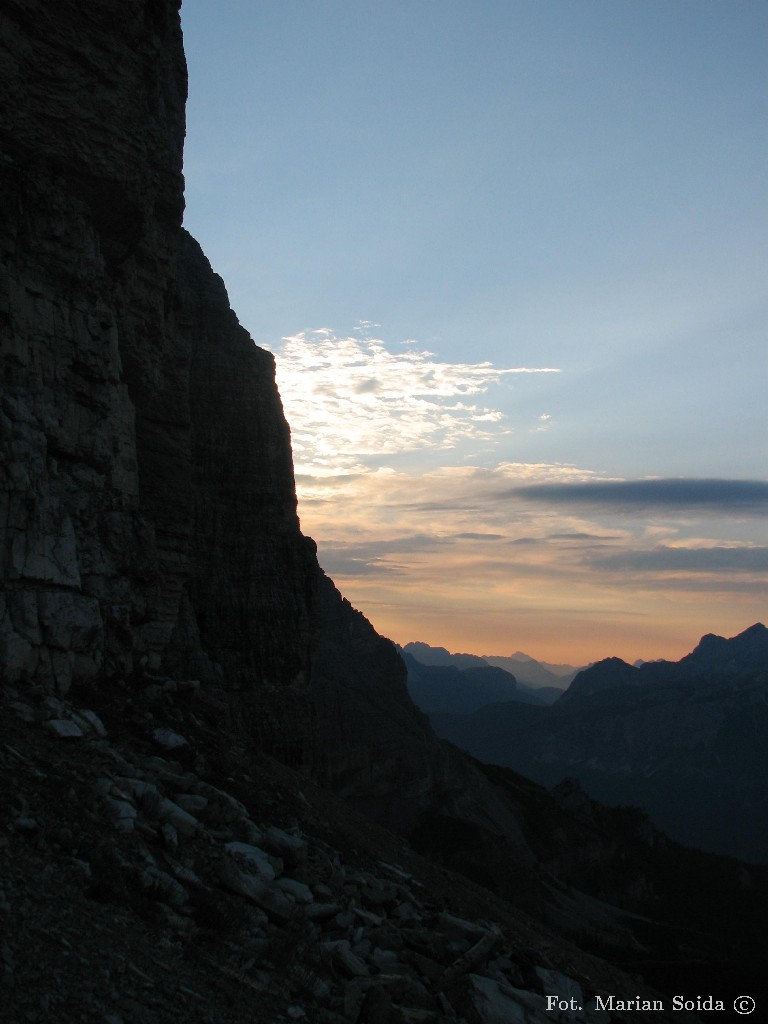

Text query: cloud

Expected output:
[299,459,767,653]
[263,329,766,663]
[454,532,506,541]
[549,532,619,541]
[318,554,408,578]
[509,478,768,514]
[268,330,560,471]
[590,545,768,574]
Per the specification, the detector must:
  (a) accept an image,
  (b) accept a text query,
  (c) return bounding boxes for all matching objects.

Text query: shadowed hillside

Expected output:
[431,625,768,863]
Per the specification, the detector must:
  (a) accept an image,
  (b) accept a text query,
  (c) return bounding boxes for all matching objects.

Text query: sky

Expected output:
[180,0,767,666]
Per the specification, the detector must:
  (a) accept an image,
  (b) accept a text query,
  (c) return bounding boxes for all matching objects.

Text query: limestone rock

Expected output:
[45,719,84,739]
[224,841,277,882]
[0,0,545,886]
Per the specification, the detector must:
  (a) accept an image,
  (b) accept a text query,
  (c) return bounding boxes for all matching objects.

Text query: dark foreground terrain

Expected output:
[5,674,760,1024]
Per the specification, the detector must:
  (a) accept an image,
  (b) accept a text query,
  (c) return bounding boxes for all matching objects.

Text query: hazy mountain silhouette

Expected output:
[484,651,581,687]
[402,641,567,708]
[431,624,768,863]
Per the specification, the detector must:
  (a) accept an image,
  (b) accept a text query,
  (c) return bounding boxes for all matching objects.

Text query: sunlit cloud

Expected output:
[268,330,560,472]
[301,460,768,662]
[264,329,766,663]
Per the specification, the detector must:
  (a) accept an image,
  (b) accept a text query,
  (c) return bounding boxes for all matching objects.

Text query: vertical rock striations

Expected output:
[176,232,318,761]
[0,0,314,760]
[0,0,532,849]
[1,0,189,693]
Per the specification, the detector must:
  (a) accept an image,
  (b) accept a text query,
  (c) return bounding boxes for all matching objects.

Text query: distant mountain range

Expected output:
[412,625,768,864]
[400,641,574,714]
[483,651,581,687]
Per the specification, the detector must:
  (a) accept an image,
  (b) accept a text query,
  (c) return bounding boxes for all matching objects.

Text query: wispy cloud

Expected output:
[269,330,560,472]
[300,460,767,661]
[589,544,768,574]
[264,329,766,663]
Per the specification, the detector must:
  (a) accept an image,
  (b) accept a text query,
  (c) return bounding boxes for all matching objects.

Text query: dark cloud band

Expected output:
[510,478,768,513]
[590,545,768,574]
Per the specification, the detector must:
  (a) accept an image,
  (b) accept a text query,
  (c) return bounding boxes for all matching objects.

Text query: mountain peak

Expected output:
[557,656,639,703]
[685,622,768,675]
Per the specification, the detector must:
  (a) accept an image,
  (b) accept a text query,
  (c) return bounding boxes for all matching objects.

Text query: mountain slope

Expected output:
[432,625,768,862]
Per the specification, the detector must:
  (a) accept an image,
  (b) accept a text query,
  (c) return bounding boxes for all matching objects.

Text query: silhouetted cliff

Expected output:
[0,0,538,849]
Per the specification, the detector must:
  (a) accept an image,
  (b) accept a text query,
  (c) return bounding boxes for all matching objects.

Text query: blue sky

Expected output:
[181,0,767,663]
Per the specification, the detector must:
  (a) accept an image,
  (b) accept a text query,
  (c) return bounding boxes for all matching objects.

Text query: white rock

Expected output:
[275,877,313,903]
[162,822,179,851]
[46,719,83,739]
[12,817,39,832]
[306,902,342,921]
[352,905,383,926]
[377,860,414,881]
[466,974,551,1024]
[10,701,35,723]
[104,797,137,833]
[192,782,247,823]
[42,696,65,715]
[535,969,587,1022]
[152,727,188,750]
[76,708,107,736]
[263,825,306,862]
[139,864,188,907]
[224,841,276,881]
[332,945,369,978]
[158,798,199,837]
[372,948,398,968]
[175,794,208,815]
[218,858,293,921]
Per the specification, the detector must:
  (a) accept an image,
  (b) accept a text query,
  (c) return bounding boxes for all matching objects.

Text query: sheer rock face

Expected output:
[0,0,314,759]
[0,0,535,853]
[2,0,179,681]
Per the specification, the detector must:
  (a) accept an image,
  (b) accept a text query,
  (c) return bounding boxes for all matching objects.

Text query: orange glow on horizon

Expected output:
[327,576,765,668]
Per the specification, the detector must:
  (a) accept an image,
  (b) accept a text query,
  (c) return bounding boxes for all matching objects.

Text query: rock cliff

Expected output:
[0,0,320,759]
[0,0,538,859]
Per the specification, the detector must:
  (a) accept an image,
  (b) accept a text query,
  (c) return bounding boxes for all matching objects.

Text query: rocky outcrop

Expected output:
[0,0,321,763]
[5,680,707,1024]
[2,0,185,686]
[311,576,532,853]
[0,0,541,856]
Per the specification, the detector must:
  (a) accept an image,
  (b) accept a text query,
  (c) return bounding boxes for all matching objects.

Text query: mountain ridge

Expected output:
[402,640,573,694]
[430,624,768,863]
